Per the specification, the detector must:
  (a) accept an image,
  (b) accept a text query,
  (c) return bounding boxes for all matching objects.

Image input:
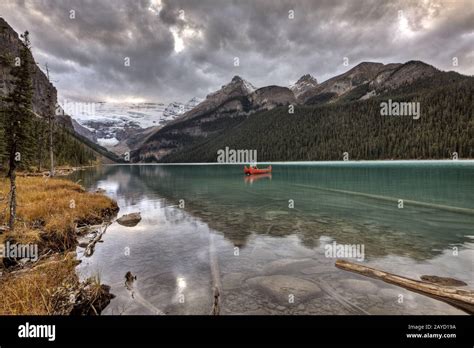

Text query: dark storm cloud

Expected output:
[1,0,473,102]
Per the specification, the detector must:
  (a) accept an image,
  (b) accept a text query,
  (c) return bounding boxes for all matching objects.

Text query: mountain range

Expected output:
[131,60,472,162]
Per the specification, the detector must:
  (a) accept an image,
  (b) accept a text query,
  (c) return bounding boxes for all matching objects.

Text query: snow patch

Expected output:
[242,79,257,93]
[98,137,119,147]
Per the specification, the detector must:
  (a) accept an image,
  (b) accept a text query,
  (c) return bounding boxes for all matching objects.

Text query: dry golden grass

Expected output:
[0,176,118,251]
[0,176,118,315]
[0,254,78,315]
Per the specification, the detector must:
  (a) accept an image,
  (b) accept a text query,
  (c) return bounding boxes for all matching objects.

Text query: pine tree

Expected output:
[3,31,34,231]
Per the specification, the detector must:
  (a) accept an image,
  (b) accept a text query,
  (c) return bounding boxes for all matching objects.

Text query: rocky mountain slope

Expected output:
[369,61,438,93]
[299,61,440,105]
[110,125,160,156]
[0,18,57,120]
[173,76,257,123]
[298,62,396,104]
[71,118,98,143]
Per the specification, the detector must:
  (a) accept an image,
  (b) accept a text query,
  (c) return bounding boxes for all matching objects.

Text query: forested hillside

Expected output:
[0,18,120,171]
[0,112,122,171]
[162,76,473,162]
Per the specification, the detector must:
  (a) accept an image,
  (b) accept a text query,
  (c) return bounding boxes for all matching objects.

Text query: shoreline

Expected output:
[0,176,119,315]
[17,164,100,177]
[104,159,474,166]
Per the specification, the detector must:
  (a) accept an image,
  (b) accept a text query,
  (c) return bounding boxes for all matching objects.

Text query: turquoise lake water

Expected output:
[70,162,474,315]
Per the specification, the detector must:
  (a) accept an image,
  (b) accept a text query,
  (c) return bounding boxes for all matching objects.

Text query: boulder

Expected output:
[117,213,141,227]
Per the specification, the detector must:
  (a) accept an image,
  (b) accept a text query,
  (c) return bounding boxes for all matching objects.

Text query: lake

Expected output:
[69,162,474,315]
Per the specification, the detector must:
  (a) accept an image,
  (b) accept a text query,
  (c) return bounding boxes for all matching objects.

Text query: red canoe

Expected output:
[244,165,272,175]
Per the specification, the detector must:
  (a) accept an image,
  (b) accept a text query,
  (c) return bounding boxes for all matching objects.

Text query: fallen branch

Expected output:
[75,224,103,235]
[84,223,110,257]
[335,259,474,314]
[210,286,220,315]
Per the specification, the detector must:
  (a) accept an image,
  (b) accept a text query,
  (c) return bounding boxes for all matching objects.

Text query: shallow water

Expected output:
[70,162,474,315]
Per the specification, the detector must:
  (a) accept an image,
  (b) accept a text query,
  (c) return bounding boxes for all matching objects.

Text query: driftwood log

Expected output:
[208,233,221,315]
[335,259,474,314]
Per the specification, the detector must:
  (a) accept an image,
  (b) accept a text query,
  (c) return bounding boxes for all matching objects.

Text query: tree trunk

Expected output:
[335,259,474,314]
[37,131,43,172]
[8,146,17,232]
[49,116,54,177]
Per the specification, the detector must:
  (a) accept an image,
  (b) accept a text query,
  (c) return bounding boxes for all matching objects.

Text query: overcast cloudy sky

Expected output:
[2,0,473,103]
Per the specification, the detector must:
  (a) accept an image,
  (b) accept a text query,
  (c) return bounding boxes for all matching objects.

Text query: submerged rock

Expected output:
[222,273,246,290]
[246,275,321,304]
[420,275,467,287]
[340,279,379,294]
[117,213,141,227]
[378,288,401,299]
[262,258,315,275]
[125,271,137,287]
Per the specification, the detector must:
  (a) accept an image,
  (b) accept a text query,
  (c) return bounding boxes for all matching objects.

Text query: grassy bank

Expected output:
[0,176,119,314]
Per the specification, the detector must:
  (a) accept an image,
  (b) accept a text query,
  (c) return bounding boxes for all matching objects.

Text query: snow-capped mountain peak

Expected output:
[290,74,318,99]
[163,97,204,118]
[231,75,257,94]
[66,97,202,148]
